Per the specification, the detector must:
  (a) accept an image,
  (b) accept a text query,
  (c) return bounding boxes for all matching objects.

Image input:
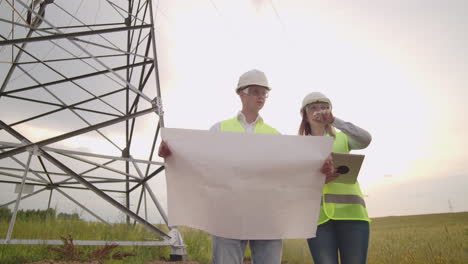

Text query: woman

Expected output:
[299,92,372,264]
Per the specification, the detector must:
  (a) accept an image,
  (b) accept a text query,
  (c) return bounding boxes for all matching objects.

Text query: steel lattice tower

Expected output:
[0,0,185,258]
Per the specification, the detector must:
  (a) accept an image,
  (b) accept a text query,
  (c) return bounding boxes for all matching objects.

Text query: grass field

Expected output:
[0,212,466,264]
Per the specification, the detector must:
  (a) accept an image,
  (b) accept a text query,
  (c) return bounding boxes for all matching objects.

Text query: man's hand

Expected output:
[321,155,340,184]
[312,110,335,125]
[158,140,172,158]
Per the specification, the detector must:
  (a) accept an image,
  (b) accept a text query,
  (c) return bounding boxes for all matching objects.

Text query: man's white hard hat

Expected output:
[236,69,271,93]
[300,92,332,114]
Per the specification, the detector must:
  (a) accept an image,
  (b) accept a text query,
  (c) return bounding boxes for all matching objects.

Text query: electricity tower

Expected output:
[0,0,185,259]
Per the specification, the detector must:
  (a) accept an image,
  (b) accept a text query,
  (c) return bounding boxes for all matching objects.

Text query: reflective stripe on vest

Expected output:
[323,194,366,207]
[220,117,279,134]
[317,132,370,225]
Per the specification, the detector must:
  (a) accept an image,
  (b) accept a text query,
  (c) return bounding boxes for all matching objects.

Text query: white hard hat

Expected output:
[236,69,271,93]
[300,92,332,114]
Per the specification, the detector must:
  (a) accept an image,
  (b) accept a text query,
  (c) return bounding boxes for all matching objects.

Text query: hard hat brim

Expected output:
[236,84,271,93]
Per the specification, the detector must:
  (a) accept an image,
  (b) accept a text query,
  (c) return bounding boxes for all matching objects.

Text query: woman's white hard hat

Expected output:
[236,69,271,93]
[300,92,332,114]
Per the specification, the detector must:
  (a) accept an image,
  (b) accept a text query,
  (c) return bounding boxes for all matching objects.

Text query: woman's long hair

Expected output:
[298,110,336,137]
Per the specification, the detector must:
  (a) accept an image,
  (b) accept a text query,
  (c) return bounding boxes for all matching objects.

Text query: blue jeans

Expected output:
[307,220,369,264]
[212,235,283,264]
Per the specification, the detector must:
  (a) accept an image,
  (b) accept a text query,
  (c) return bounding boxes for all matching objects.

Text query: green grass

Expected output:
[367,213,467,264]
[0,212,467,264]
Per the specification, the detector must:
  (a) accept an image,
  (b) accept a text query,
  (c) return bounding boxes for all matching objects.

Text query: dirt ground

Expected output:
[30,262,101,264]
[30,261,201,264]
[30,259,253,264]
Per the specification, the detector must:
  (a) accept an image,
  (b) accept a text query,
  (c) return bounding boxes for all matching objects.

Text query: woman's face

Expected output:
[305,102,330,115]
[304,102,332,126]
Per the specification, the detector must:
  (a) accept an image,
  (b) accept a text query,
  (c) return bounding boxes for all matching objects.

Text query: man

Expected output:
[159,69,338,264]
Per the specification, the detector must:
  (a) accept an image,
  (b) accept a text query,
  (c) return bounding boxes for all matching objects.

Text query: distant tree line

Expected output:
[0,207,81,221]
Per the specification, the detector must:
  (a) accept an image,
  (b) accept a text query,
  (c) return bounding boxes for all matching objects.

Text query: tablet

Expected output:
[331,152,365,184]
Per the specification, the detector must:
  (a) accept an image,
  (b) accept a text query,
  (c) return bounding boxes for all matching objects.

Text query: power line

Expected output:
[269,0,286,31]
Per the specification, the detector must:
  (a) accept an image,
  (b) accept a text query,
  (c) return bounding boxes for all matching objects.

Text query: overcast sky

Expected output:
[0,0,467,223]
[158,0,468,217]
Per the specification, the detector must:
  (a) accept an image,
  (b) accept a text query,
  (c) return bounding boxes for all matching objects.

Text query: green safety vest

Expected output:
[220,117,279,134]
[317,132,370,225]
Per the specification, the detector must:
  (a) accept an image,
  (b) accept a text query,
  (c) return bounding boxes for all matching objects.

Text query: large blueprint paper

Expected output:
[162,128,333,239]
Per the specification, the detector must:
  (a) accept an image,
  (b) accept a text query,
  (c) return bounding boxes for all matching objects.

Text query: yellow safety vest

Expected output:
[317,132,370,225]
[220,117,279,134]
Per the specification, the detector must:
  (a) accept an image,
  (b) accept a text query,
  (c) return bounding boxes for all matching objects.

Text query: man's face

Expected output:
[239,85,269,111]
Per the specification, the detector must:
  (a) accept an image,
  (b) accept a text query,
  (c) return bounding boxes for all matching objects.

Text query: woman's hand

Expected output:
[312,110,335,125]
[321,155,340,183]
[158,140,172,158]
